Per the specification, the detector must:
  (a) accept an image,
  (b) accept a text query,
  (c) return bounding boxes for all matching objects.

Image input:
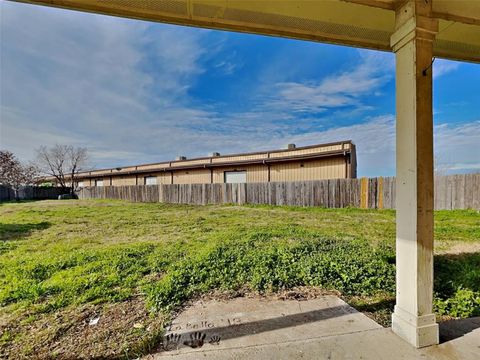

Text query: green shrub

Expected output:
[434,251,480,318]
[145,231,396,313]
[1,201,478,322]
[434,288,480,318]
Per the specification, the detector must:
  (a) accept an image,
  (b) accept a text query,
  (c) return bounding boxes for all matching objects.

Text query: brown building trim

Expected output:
[349,143,357,178]
[345,155,349,179]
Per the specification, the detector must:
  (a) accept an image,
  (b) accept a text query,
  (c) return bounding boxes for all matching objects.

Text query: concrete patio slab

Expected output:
[145,296,480,360]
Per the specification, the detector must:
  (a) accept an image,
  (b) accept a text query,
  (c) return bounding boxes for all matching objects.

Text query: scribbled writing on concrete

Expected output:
[167,318,241,332]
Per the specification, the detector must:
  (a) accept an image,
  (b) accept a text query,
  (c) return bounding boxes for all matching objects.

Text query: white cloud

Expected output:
[279,115,397,177]
[0,2,209,167]
[214,58,242,75]
[269,51,394,113]
[433,58,461,79]
[1,3,477,178]
[266,51,459,117]
[435,121,480,173]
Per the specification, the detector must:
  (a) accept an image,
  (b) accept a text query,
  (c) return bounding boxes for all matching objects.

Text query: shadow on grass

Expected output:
[434,252,480,296]
[344,252,480,329]
[0,222,51,241]
[345,297,395,327]
[351,298,395,314]
[434,251,480,341]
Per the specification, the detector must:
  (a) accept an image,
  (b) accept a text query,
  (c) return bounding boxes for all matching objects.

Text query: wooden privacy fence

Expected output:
[0,186,15,201]
[0,186,66,201]
[77,173,480,210]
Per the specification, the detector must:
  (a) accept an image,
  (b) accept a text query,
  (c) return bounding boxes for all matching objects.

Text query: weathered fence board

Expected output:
[2,174,471,208]
[72,173,480,210]
[0,186,65,201]
[0,186,15,201]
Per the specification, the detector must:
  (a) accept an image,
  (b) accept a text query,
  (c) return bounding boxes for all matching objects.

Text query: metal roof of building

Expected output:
[75,140,354,179]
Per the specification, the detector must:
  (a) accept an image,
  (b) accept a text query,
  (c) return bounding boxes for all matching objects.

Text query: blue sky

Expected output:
[1,2,479,177]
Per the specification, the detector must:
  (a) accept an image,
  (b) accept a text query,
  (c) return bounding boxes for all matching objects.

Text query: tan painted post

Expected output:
[390,0,439,348]
[360,177,368,209]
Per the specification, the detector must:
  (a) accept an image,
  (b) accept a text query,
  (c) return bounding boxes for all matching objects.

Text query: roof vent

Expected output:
[210,152,221,157]
[287,143,296,150]
[176,156,187,161]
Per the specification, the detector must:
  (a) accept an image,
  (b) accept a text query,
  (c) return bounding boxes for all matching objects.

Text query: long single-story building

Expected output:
[75,140,356,187]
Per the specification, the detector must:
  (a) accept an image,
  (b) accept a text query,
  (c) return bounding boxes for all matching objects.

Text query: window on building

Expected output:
[95,179,104,187]
[77,181,84,188]
[144,176,157,185]
[224,171,247,183]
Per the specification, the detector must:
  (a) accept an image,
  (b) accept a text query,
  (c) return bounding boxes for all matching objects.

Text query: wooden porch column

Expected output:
[390,0,439,348]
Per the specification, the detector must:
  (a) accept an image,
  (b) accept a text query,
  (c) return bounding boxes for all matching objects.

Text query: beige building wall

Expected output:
[173,169,211,184]
[72,142,355,186]
[135,172,172,185]
[87,175,117,186]
[212,164,268,183]
[270,158,346,182]
[81,157,348,186]
[111,176,137,186]
[157,173,172,185]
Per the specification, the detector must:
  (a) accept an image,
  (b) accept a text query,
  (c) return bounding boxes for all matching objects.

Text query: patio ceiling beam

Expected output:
[8,0,480,63]
[345,0,480,25]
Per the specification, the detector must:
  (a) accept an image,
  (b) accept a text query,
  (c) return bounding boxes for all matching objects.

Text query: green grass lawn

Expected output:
[1,200,479,359]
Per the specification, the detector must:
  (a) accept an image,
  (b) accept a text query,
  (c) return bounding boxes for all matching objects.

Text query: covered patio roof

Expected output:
[11,0,480,63]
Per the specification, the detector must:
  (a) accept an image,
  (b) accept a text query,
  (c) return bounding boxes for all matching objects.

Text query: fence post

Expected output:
[360,177,368,209]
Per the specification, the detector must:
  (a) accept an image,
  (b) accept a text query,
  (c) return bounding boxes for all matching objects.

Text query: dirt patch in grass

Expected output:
[0,286,472,359]
[437,242,480,255]
[342,294,395,327]
[1,297,164,360]
[194,286,340,304]
[0,288,378,360]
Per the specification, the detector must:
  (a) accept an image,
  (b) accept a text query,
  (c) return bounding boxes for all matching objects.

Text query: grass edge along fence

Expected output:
[76,173,480,210]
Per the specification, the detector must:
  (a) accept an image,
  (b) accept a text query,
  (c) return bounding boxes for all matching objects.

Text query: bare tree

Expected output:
[0,150,39,199]
[36,145,89,195]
